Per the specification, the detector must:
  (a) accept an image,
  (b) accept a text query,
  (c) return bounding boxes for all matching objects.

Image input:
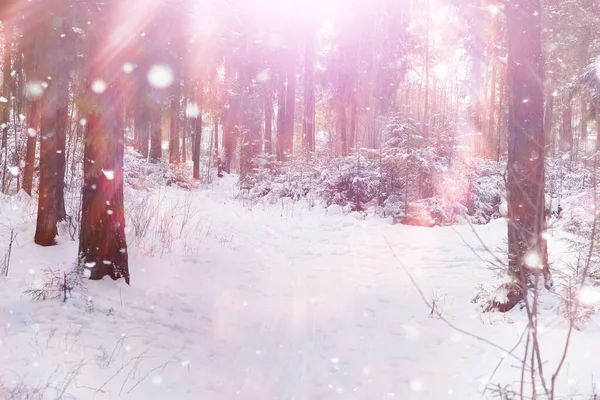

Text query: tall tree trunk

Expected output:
[497,0,549,311]
[149,99,162,162]
[1,19,12,193]
[134,93,150,159]
[11,31,22,192]
[276,68,286,161]
[79,82,129,283]
[35,76,59,246]
[192,111,202,180]
[169,80,180,163]
[349,93,357,151]
[240,79,262,181]
[560,103,572,152]
[422,0,430,137]
[222,90,238,174]
[264,85,273,154]
[581,96,588,153]
[22,20,42,196]
[487,58,498,158]
[213,118,219,160]
[34,16,59,246]
[181,96,187,164]
[339,100,347,156]
[596,106,600,151]
[466,0,484,156]
[496,79,505,162]
[283,61,295,159]
[55,15,73,222]
[543,94,553,155]
[35,92,58,245]
[23,98,38,195]
[302,30,315,153]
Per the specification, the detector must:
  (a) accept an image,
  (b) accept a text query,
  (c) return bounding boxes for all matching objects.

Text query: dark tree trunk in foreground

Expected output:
[79,82,129,284]
[489,0,549,312]
[34,20,58,246]
[192,111,202,180]
[35,90,59,246]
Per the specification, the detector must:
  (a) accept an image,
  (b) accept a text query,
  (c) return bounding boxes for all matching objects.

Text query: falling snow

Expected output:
[102,169,115,180]
[91,80,107,94]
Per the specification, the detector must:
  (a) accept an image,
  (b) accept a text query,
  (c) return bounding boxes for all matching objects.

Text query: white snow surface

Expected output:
[0,175,598,399]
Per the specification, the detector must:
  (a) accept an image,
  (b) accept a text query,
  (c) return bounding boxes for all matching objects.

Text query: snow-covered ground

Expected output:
[0,175,598,399]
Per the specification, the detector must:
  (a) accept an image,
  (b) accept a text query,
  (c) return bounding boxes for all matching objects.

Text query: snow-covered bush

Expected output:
[381,114,437,203]
[238,114,510,226]
[124,148,198,191]
[461,157,505,224]
[239,153,320,204]
[319,150,381,211]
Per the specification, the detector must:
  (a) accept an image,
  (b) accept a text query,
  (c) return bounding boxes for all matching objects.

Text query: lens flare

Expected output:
[147,64,174,89]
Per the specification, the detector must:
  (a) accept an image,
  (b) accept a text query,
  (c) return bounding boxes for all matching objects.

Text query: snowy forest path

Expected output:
[0,182,587,399]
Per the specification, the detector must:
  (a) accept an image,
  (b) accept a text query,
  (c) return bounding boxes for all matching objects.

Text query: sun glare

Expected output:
[433,64,449,79]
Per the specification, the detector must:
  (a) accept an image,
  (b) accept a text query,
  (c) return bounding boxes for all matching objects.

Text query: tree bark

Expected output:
[502,0,549,310]
[79,82,129,284]
[22,98,38,195]
[34,88,58,246]
[560,103,572,152]
[134,93,150,159]
[302,30,315,153]
[192,111,202,180]
[283,61,295,159]
[149,99,162,163]
[581,95,588,153]
[240,86,262,180]
[338,100,347,156]
[264,86,272,154]
[181,96,187,164]
[597,106,600,151]
[543,94,553,155]
[422,0,430,137]
[222,90,238,174]
[276,67,286,161]
[487,56,498,158]
[169,80,180,163]
[55,14,74,221]
[213,118,219,159]
[34,17,58,246]
[1,19,12,193]
[350,93,357,151]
